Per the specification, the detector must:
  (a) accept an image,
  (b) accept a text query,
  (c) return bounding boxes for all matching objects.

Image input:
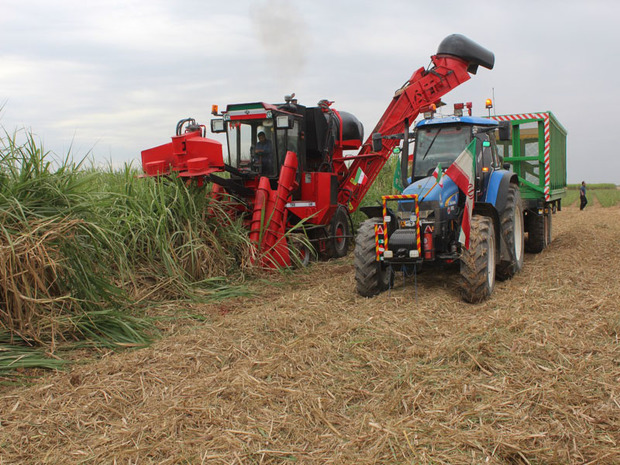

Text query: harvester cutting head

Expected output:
[141,118,224,179]
[436,33,495,74]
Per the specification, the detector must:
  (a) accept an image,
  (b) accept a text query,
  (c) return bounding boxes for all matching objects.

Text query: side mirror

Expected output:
[498,121,511,141]
[372,133,383,152]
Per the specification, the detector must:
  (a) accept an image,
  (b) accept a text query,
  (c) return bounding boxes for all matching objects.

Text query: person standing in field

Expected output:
[580,181,588,210]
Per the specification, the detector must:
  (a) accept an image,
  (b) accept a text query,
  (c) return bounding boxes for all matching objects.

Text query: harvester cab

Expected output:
[209,97,364,186]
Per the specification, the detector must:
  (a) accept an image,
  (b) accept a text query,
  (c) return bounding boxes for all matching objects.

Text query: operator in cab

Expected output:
[255,131,273,174]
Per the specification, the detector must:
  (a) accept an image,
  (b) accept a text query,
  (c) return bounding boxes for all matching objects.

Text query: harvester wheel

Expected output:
[459,215,496,303]
[525,210,546,253]
[354,219,393,297]
[290,235,313,268]
[496,184,524,280]
[327,206,351,258]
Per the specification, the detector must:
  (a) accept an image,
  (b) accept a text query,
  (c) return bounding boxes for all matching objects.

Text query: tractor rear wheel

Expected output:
[496,184,524,280]
[525,210,546,253]
[355,219,393,297]
[459,216,496,303]
[327,206,351,258]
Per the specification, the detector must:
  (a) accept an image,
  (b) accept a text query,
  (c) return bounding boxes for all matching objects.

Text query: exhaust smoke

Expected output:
[251,0,309,88]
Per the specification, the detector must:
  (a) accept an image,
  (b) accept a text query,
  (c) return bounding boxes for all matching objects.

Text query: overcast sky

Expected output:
[1,0,618,183]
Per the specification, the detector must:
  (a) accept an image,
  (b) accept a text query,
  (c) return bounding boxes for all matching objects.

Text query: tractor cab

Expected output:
[410,116,500,185]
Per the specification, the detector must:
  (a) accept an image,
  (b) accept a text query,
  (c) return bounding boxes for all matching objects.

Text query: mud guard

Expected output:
[479,170,519,262]
[483,170,518,212]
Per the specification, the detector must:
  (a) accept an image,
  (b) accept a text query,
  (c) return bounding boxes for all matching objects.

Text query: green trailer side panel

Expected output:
[494,112,567,202]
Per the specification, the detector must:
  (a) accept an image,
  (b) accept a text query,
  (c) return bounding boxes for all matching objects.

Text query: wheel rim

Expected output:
[299,245,310,267]
[333,221,347,255]
[514,206,523,263]
[336,224,345,245]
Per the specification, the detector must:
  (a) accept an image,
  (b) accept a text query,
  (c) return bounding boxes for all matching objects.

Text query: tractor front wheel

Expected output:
[354,219,393,297]
[459,216,496,303]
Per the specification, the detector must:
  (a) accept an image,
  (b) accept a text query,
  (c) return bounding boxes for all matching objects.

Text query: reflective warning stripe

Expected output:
[378,194,421,257]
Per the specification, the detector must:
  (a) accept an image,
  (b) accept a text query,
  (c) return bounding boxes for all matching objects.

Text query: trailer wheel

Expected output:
[327,206,351,258]
[354,219,393,297]
[545,210,553,246]
[525,210,546,253]
[497,184,524,280]
[459,216,496,303]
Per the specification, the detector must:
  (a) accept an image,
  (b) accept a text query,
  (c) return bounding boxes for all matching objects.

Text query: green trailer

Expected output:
[492,112,567,252]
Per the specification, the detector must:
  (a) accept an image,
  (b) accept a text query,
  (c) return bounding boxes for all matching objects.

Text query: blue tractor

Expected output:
[354,111,524,303]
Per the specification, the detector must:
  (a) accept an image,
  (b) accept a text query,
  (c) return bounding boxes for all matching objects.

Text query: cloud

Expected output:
[1,0,619,182]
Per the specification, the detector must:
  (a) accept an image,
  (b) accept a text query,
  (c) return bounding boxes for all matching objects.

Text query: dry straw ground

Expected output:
[1,202,619,464]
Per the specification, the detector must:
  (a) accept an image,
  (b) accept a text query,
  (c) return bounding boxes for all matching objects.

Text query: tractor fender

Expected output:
[476,170,519,263]
[483,170,518,213]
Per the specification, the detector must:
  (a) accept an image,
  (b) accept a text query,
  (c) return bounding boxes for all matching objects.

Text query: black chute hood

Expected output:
[437,34,495,74]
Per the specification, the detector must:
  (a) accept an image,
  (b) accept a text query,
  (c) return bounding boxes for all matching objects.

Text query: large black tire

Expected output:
[326,206,351,258]
[459,216,496,303]
[546,211,552,246]
[525,211,546,254]
[354,219,393,297]
[496,184,524,280]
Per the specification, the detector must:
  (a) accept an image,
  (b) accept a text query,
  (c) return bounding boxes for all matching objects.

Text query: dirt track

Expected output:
[1,203,619,464]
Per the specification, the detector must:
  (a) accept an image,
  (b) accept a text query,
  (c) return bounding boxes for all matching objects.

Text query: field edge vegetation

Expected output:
[0,129,255,375]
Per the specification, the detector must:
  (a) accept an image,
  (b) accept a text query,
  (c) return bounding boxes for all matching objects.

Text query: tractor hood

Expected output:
[402,175,460,208]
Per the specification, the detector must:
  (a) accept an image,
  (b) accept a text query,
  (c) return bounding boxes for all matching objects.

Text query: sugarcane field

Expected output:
[2,2,620,464]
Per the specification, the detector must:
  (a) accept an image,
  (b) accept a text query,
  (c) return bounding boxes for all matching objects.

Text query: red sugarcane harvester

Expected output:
[141,34,494,268]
